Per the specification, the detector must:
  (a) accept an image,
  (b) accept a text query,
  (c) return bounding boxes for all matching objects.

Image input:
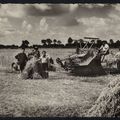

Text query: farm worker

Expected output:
[33,46,40,59]
[15,47,28,72]
[28,49,35,60]
[28,46,40,60]
[99,41,109,62]
[40,51,50,78]
[11,62,19,71]
[49,57,54,64]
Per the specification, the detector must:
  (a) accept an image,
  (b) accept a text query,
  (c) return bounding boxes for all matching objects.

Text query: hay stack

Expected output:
[87,78,120,117]
[21,57,42,79]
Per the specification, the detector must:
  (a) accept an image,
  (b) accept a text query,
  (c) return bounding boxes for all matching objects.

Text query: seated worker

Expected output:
[11,58,20,71]
[11,62,19,72]
[98,41,110,62]
[15,47,28,72]
[40,51,50,78]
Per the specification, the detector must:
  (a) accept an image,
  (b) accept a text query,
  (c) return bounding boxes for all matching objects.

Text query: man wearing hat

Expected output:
[15,47,28,72]
[28,46,40,60]
[98,41,110,62]
[34,46,40,58]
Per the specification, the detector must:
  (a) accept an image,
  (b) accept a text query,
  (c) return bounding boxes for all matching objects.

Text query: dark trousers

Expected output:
[42,63,48,71]
[18,62,26,72]
[41,63,49,78]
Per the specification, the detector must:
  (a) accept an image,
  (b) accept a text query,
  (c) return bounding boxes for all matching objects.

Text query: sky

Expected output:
[0,4,120,45]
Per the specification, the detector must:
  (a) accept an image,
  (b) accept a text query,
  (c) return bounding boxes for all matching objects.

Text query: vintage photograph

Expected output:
[0,3,120,117]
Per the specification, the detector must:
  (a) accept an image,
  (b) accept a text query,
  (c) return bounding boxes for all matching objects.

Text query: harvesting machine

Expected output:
[56,37,120,76]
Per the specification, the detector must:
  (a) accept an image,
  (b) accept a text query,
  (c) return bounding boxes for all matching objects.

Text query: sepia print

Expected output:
[0,3,120,117]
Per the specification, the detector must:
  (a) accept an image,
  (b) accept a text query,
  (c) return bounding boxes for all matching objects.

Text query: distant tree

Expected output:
[68,37,73,45]
[41,39,47,46]
[11,44,18,49]
[109,39,114,48]
[115,40,120,48]
[109,39,114,45]
[57,40,62,45]
[21,40,29,48]
[0,44,5,49]
[73,40,79,46]
[53,39,57,45]
[33,44,40,48]
[46,39,52,45]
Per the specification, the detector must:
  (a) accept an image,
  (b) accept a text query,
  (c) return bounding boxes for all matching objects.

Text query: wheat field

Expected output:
[0,48,119,117]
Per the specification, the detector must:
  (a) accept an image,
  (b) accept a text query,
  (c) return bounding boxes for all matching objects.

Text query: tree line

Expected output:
[0,37,120,49]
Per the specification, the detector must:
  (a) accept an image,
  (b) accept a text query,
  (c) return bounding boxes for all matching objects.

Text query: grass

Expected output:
[0,48,119,117]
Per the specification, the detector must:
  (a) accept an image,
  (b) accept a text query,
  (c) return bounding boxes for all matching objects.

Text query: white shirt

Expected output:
[40,54,50,63]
